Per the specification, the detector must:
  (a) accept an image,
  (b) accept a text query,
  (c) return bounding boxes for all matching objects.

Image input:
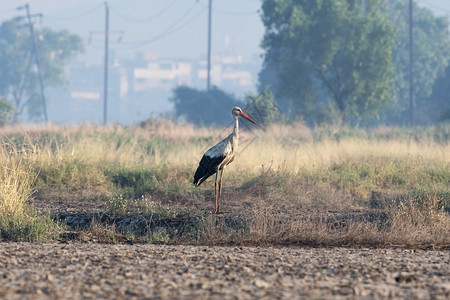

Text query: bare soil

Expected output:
[29,191,393,245]
[9,191,445,299]
[0,243,449,299]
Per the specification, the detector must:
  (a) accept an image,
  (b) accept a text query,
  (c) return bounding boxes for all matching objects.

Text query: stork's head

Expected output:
[231,107,243,117]
[232,107,260,126]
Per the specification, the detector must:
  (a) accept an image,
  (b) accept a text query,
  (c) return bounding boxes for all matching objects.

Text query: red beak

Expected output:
[241,112,261,127]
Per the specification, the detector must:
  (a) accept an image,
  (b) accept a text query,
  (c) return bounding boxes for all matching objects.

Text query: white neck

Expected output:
[232,115,239,135]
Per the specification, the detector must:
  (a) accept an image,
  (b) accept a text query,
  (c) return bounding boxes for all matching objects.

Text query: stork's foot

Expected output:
[212,210,229,214]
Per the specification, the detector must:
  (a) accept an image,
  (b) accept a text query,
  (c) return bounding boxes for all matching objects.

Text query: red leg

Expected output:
[216,168,225,213]
[214,170,219,213]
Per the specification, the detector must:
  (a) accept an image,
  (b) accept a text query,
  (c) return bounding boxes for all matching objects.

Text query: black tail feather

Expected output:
[193,167,214,186]
[193,154,225,186]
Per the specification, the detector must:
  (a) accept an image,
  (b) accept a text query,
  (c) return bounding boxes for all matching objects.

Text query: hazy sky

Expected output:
[1,0,264,64]
[1,0,449,123]
[1,0,449,65]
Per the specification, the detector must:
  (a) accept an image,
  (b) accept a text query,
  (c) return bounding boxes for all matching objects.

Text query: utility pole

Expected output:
[90,2,123,125]
[408,0,414,126]
[207,0,212,90]
[13,52,35,123]
[103,2,109,125]
[17,3,48,123]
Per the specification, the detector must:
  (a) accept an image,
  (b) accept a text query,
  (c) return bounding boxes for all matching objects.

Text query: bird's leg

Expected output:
[217,168,225,213]
[214,169,219,213]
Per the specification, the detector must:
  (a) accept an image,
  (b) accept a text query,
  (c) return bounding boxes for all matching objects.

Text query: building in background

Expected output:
[47,51,261,125]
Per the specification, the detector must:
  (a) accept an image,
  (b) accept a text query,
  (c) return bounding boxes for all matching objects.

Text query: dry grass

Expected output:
[0,121,448,247]
[2,122,447,171]
[0,139,61,242]
[244,206,449,249]
[0,142,36,216]
[188,188,449,249]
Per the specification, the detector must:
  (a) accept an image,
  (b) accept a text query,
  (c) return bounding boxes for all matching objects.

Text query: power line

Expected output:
[119,2,200,45]
[418,0,450,14]
[109,0,178,23]
[124,9,206,49]
[87,42,105,50]
[56,2,203,51]
[197,0,258,16]
[0,8,17,14]
[45,4,103,20]
[42,18,63,30]
[116,5,206,49]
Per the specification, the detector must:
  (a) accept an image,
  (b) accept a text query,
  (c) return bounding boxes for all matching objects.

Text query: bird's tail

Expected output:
[193,165,214,186]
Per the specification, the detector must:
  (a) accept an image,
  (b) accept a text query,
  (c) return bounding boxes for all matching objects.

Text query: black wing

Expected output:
[193,154,226,186]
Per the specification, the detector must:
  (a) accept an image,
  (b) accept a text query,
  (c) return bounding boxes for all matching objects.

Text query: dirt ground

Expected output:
[14,191,448,299]
[0,242,449,299]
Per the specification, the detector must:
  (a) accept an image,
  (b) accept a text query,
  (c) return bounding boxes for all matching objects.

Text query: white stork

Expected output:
[193,106,261,214]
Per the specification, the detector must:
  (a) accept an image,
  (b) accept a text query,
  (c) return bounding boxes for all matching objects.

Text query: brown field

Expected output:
[0,243,449,299]
[0,123,449,298]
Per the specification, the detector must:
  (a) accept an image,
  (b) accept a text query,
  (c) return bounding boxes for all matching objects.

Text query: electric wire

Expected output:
[117,1,198,45]
[45,4,103,20]
[115,3,206,49]
[0,8,17,15]
[418,0,450,14]
[197,0,258,16]
[87,42,106,50]
[117,8,206,49]
[109,0,178,23]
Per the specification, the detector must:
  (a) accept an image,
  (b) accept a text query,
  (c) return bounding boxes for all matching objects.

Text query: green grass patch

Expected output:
[0,212,62,242]
[105,165,202,201]
[36,158,108,191]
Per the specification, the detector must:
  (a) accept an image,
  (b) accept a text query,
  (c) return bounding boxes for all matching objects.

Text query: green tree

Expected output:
[426,65,450,123]
[385,0,450,125]
[245,88,285,124]
[0,18,83,122]
[170,86,243,126]
[0,98,14,126]
[260,0,396,124]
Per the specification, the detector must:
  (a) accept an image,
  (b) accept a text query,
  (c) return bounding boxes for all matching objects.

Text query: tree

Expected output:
[169,86,243,127]
[0,98,14,126]
[245,88,285,124]
[385,0,450,125]
[259,0,396,124]
[426,64,450,123]
[0,18,83,122]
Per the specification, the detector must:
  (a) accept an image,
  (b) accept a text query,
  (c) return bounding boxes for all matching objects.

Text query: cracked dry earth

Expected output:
[0,243,449,299]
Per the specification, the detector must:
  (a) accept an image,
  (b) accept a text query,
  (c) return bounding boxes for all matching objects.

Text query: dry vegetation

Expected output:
[0,121,449,248]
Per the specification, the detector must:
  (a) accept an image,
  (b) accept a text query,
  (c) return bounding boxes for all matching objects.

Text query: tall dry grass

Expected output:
[1,122,448,201]
[0,139,61,242]
[0,142,36,216]
[0,121,448,246]
[1,122,448,193]
[2,122,447,169]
